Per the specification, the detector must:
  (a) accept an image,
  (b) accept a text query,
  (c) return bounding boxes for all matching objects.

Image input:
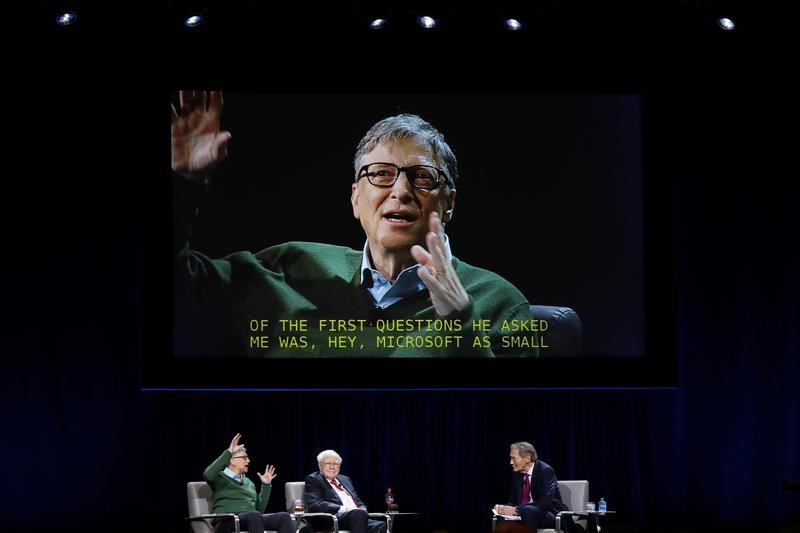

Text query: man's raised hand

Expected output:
[411,212,469,316]
[171,90,231,181]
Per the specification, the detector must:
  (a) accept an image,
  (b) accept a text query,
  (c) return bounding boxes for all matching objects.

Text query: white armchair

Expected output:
[285,481,390,533]
[491,479,590,533]
[187,480,289,533]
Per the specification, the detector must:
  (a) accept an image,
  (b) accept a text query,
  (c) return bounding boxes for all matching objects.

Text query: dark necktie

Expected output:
[521,473,531,505]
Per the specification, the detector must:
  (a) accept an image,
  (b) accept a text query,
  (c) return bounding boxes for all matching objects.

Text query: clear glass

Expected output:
[294,499,304,513]
[585,501,596,513]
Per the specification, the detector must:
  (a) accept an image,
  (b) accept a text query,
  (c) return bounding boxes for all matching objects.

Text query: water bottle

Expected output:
[598,497,607,515]
[385,487,395,511]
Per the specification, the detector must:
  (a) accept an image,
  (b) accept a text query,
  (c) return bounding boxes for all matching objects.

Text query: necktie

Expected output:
[521,474,531,505]
[333,478,357,505]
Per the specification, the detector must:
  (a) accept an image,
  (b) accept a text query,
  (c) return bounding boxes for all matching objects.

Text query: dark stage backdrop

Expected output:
[4,11,798,533]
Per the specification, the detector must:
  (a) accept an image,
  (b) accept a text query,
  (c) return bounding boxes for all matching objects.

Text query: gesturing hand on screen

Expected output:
[412,212,469,317]
[171,90,231,181]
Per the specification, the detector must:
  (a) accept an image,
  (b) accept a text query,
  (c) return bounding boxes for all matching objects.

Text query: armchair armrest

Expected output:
[186,513,240,533]
[555,510,574,532]
[369,513,393,533]
[299,511,391,533]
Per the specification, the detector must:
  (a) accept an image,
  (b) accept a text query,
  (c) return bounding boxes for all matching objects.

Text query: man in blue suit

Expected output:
[304,449,387,533]
[494,441,577,532]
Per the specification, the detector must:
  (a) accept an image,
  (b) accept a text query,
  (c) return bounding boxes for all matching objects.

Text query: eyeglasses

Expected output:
[233,454,249,460]
[320,462,342,467]
[357,162,450,190]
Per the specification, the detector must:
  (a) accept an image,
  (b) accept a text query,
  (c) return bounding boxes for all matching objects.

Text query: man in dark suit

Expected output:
[304,449,387,533]
[494,441,578,532]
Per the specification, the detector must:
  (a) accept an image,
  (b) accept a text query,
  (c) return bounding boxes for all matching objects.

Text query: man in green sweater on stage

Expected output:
[172,91,536,357]
[204,433,295,533]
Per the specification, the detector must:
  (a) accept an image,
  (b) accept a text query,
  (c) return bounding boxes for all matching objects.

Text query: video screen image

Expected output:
[152,90,666,389]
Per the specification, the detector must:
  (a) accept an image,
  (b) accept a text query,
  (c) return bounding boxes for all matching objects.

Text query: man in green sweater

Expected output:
[204,433,295,533]
[172,91,536,357]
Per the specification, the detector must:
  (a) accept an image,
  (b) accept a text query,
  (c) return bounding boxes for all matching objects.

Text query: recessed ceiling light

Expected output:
[717,17,735,31]
[369,18,387,30]
[417,15,437,29]
[184,14,205,28]
[56,11,78,27]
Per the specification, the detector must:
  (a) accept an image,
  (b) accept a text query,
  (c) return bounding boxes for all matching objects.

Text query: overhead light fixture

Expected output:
[55,11,78,26]
[184,14,205,28]
[717,17,735,31]
[169,0,209,28]
[368,18,388,30]
[503,18,523,31]
[417,15,438,29]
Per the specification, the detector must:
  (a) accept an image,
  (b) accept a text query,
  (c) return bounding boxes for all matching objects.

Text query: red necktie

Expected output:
[333,478,357,505]
[521,474,531,505]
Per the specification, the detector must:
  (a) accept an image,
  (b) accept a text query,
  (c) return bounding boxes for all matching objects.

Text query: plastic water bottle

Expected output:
[385,487,395,511]
[598,497,607,515]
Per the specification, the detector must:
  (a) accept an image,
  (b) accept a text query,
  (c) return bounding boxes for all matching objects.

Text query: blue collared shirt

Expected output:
[360,236,453,309]
[223,467,244,483]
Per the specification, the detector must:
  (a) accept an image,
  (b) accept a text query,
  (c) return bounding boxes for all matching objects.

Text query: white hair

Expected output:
[316,449,342,464]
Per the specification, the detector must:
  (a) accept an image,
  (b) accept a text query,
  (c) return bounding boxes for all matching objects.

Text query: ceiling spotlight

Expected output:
[184,14,205,28]
[717,17,735,31]
[56,11,78,26]
[368,18,388,30]
[504,18,523,31]
[417,15,438,29]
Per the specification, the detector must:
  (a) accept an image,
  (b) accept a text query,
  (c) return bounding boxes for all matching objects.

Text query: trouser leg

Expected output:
[262,512,295,533]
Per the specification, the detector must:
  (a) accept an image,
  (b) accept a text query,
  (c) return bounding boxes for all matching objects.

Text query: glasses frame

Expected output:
[232,454,249,460]
[320,461,342,467]
[357,162,451,190]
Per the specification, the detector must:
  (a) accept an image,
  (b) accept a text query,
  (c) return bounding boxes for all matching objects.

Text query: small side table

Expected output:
[556,510,616,533]
[385,511,419,533]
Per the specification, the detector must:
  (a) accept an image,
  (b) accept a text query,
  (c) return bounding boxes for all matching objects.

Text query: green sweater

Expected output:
[174,181,537,357]
[203,450,272,514]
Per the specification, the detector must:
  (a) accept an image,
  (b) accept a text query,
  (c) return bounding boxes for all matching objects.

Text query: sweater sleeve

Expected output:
[173,172,231,287]
[256,483,273,513]
[173,172,210,257]
[450,258,537,357]
[203,450,232,486]
[172,173,245,357]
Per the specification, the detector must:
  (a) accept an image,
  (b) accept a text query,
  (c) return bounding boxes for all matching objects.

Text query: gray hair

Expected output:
[317,449,343,464]
[353,113,458,188]
[511,441,538,462]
